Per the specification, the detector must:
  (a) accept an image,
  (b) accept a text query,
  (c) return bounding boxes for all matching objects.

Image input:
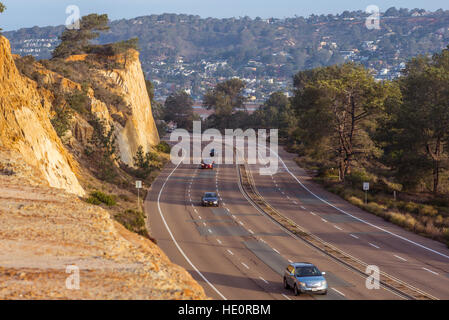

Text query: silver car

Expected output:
[283,262,328,295]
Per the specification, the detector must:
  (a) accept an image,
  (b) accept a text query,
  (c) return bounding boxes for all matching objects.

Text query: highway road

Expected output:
[145,139,449,300]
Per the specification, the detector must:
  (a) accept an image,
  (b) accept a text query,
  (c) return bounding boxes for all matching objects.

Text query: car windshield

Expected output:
[204,193,216,198]
[295,266,322,277]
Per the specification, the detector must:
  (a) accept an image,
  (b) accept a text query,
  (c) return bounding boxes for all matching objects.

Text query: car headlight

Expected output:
[213,201,218,204]
[299,282,306,287]
[321,281,327,286]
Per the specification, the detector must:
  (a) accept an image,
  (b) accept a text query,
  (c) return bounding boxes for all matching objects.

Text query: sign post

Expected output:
[136,180,142,210]
[363,182,370,204]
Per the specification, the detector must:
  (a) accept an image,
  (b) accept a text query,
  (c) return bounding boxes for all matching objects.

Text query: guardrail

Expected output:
[237,162,437,300]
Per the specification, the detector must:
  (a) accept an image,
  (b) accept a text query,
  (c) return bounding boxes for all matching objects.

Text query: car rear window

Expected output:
[205,193,216,197]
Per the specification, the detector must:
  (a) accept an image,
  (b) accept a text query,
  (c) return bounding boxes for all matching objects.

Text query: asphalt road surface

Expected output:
[145,138,449,300]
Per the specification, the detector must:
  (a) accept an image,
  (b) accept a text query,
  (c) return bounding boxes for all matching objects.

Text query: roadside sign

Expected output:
[363,182,370,191]
[136,180,142,189]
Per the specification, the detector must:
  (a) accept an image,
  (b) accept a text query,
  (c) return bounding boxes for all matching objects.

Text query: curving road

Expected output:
[145,139,449,300]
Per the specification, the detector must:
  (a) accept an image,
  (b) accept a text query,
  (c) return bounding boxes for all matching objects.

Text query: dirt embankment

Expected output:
[0,149,207,299]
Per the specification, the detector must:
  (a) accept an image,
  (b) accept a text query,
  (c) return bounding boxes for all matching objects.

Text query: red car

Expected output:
[200,159,214,169]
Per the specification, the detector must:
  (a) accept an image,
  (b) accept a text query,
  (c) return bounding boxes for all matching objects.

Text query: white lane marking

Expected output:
[334,225,343,231]
[248,229,255,234]
[288,259,293,263]
[422,267,439,275]
[394,255,407,262]
[282,294,292,300]
[286,196,290,199]
[309,211,316,216]
[238,221,244,226]
[203,222,207,226]
[156,159,226,300]
[321,218,328,223]
[227,249,234,256]
[259,277,269,284]
[217,239,222,244]
[208,228,213,234]
[350,234,359,239]
[300,206,306,210]
[241,262,250,269]
[198,216,202,219]
[226,208,230,212]
[262,144,449,260]
[260,239,266,243]
[272,248,280,254]
[293,201,298,204]
[369,242,380,249]
[331,288,346,297]
[194,209,198,213]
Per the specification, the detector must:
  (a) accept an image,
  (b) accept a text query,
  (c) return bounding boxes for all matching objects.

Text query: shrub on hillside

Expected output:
[363,202,386,216]
[346,168,375,187]
[347,196,364,207]
[418,205,438,217]
[51,105,74,138]
[115,209,150,239]
[156,141,170,154]
[86,191,117,206]
[65,90,90,114]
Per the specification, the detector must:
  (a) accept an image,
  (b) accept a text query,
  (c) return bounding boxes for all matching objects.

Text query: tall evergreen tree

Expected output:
[52,14,110,58]
[292,63,386,181]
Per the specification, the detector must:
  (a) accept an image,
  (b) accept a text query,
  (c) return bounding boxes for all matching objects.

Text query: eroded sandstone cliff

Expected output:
[0,35,206,299]
[97,50,160,165]
[0,36,85,196]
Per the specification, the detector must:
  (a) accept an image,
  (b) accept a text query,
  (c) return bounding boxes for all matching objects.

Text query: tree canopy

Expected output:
[52,14,110,58]
[379,48,449,193]
[291,63,387,181]
[0,2,6,32]
[203,78,246,129]
[164,90,195,131]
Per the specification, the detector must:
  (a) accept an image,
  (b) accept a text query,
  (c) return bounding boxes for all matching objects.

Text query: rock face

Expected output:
[0,149,207,299]
[0,36,207,300]
[98,50,160,165]
[24,48,160,168]
[0,36,85,196]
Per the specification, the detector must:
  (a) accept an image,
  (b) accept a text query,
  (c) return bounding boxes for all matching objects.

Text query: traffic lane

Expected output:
[193,164,308,300]
[216,163,400,300]
[250,160,449,299]
[146,163,290,300]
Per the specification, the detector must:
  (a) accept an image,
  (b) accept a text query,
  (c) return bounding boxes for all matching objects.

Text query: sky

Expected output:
[1,0,449,31]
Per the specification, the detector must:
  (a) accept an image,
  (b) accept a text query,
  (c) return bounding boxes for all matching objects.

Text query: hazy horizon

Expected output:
[1,0,449,31]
